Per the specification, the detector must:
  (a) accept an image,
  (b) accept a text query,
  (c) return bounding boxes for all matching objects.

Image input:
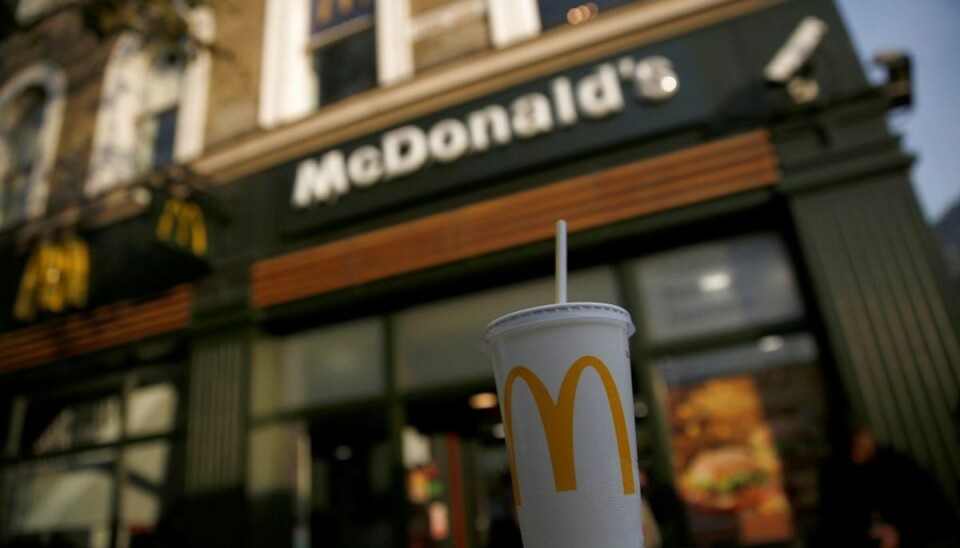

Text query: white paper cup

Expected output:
[485,303,643,548]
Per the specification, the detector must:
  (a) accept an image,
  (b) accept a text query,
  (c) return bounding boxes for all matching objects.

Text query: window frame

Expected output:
[310,15,379,107]
[0,62,66,230]
[85,8,214,198]
[0,364,185,546]
[258,0,541,128]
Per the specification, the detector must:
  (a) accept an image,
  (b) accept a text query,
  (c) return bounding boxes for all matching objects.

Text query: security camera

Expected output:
[874,50,913,109]
[765,16,828,84]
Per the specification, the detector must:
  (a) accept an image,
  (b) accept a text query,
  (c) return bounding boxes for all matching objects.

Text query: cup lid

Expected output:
[485,302,635,342]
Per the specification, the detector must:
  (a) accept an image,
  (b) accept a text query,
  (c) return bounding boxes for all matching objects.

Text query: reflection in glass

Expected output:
[122,441,172,543]
[252,318,386,416]
[656,333,827,545]
[404,392,515,548]
[127,382,178,437]
[538,0,641,30]
[314,26,377,106]
[636,234,804,343]
[396,267,620,391]
[3,450,115,546]
[21,393,121,454]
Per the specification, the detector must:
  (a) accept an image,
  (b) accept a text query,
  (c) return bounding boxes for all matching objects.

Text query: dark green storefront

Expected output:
[1,1,958,547]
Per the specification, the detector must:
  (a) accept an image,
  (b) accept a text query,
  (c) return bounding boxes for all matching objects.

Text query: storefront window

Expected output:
[396,267,620,392]
[251,317,386,417]
[3,450,115,546]
[656,333,828,546]
[0,365,183,547]
[538,0,642,30]
[248,407,393,548]
[403,392,511,548]
[127,380,178,437]
[634,234,804,344]
[122,441,173,543]
[19,390,122,455]
[249,315,393,546]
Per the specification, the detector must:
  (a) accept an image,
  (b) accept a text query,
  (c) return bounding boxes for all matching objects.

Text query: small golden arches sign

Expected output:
[155,198,207,257]
[14,236,89,322]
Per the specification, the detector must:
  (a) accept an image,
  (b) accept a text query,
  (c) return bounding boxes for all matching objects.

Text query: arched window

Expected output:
[0,62,66,229]
[135,48,187,172]
[86,8,214,197]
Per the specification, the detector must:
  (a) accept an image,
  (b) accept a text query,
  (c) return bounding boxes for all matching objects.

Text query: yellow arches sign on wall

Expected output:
[502,355,636,505]
[156,198,207,257]
[13,236,90,322]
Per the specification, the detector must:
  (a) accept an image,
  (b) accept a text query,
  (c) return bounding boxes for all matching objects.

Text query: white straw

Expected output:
[556,220,567,304]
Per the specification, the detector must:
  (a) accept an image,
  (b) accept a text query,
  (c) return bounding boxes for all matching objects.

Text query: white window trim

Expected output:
[259,0,539,128]
[487,0,541,48]
[213,0,756,181]
[259,0,317,128]
[85,8,215,198]
[0,61,66,224]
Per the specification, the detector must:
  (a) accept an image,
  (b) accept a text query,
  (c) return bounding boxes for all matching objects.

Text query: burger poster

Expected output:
[666,376,794,544]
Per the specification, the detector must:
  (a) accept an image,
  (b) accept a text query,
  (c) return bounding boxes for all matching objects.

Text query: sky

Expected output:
[834,0,960,223]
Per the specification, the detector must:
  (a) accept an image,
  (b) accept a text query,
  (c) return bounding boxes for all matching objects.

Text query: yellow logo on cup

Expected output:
[503,356,636,505]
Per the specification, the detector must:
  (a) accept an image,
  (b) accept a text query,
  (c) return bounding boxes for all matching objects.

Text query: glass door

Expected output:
[403,389,516,548]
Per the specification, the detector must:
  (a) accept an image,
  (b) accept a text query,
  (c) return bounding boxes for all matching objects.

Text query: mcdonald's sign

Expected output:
[502,356,636,505]
[155,198,207,257]
[311,0,373,36]
[13,236,89,322]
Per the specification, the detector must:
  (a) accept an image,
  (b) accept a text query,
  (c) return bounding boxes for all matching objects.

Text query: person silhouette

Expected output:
[816,422,959,547]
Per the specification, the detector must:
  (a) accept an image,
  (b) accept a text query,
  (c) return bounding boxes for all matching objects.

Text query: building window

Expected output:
[135,50,186,173]
[259,0,541,127]
[0,62,66,230]
[538,0,642,30]
[310,0,378,107]
[250,317,387,417]
[655,335,828,546]
[0,88,44,228]
[248,318,392,547]
[86,9,214,197]
[0,365,182,547]
[629,234,828,545]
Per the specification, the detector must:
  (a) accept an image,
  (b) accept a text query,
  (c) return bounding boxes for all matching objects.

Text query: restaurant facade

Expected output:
[1,0,959,546]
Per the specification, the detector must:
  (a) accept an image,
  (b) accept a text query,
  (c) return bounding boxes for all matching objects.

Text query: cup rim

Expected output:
[485,302,635,342]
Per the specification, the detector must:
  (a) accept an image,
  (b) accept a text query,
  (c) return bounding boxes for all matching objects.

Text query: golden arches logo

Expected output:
[315,0,372,25]
[503,356,636,505]
[14,236,89,322]
[156,198,207,257]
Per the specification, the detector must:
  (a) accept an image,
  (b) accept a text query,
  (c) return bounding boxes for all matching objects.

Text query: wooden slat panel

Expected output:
[791,175,960,501]
[253,131,779,308]
[0,285,193,372]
